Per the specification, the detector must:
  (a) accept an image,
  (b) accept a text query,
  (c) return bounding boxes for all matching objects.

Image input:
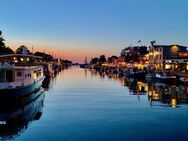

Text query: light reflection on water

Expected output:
[1,67,188,141]
[93,69,188,108]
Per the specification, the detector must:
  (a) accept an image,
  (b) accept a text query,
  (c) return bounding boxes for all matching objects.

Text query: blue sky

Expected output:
[0,0,188,62]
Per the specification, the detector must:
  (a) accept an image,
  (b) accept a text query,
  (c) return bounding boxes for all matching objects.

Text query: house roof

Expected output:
[151,44,187,48]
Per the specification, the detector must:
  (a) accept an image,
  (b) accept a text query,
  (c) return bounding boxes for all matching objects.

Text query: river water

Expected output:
[1,67,188,141]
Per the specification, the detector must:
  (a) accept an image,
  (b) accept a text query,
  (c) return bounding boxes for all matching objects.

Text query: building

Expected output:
[121,46,148,63]
[149,44,187,70]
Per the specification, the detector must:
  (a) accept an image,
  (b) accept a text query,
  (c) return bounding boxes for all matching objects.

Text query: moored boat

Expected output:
[124,69,146,80]
[0,47,45,97]
[179,76,188,85]
[146,73,156,79]
[156,74,176,84]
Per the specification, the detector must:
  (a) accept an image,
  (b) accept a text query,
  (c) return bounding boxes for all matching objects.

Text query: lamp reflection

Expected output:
[90,69,188,107]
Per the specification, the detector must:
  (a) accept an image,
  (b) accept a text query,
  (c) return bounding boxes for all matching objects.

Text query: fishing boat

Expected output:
[0,47,45,97]
[156,74,176,84]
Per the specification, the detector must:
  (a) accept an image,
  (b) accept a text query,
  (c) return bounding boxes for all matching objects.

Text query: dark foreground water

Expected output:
[1,67,188,141]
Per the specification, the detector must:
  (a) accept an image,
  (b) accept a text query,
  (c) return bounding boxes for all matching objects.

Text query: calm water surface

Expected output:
[1,67,188,141]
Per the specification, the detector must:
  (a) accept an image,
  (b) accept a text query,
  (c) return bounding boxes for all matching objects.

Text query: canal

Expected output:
[1,67,188,141]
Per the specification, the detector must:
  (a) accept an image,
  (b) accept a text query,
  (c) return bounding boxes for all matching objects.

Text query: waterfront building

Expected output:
[121,46,148,63]
[149,44,187,70]
[164,51,188,74]
[120,46,148,68]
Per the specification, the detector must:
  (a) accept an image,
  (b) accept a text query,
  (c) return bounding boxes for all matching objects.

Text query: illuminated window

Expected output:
[165,64,171,69]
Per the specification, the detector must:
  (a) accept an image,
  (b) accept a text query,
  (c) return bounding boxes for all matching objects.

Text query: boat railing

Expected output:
[0,62,41,67]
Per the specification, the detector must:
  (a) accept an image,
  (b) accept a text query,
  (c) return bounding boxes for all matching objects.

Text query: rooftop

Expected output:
[151,44,187,48]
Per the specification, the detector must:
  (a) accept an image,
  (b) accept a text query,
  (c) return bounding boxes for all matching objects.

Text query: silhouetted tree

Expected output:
[0,30,14,55]
[0,30,5,47]
[90,57,99,64]
[107,55,118,63]
[34,51,54,62]
[99,55,106,63]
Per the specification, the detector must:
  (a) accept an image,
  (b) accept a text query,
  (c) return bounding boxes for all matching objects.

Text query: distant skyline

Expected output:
[1,0,188,63]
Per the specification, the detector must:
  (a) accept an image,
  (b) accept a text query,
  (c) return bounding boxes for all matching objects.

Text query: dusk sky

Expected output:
[1,0,188,63]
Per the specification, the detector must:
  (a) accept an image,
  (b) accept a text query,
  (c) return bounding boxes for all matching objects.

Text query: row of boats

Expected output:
[91,66,188,85]
[0,53,63,97]
[0,53,64,139]
[125,70,187,85]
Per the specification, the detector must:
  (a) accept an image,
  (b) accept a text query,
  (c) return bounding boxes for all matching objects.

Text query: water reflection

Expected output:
[42,75,56,92]
[0,89,45,140]
[91,69,188,108]
[42,76,51,90]
[148,82,188,108]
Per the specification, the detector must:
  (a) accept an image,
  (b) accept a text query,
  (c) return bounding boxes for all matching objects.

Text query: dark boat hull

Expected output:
[0,79,43,98]
[157,78,176,84]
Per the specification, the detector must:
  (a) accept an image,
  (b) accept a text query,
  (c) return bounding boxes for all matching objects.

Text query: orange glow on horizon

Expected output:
[6,41,120,63]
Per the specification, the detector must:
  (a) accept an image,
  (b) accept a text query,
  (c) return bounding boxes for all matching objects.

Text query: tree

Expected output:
[107,55,118,63]
[0,30,5,48]
[99,55,106,63]
[0,30,14,55]
[90,57,99,64]
[34,51,54,62]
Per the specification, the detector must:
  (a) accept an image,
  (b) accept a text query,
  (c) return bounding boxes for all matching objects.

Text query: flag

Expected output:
[150,40,156,45]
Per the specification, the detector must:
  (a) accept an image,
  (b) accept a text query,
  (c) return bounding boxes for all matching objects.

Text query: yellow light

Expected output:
[171,99,177,108]
[154,51,160,55]
[102,63,107,67]
[172,45,178,52]
[165,64,171,69]
[33,73,37,79]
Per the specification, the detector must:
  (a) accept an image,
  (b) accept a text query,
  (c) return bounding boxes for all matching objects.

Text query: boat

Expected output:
[146,73,156,79]
[156,74,176,84]
[0,47,45,97]
[179,76,188,85]
[124,69,146,80]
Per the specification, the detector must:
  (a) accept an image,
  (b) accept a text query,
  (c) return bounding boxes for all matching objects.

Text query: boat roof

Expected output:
[0,54,42,59]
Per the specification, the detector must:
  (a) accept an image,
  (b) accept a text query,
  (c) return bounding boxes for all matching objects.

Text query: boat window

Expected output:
[6,70,14,82]
[0,69,6,82]
[17,72,22,77]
